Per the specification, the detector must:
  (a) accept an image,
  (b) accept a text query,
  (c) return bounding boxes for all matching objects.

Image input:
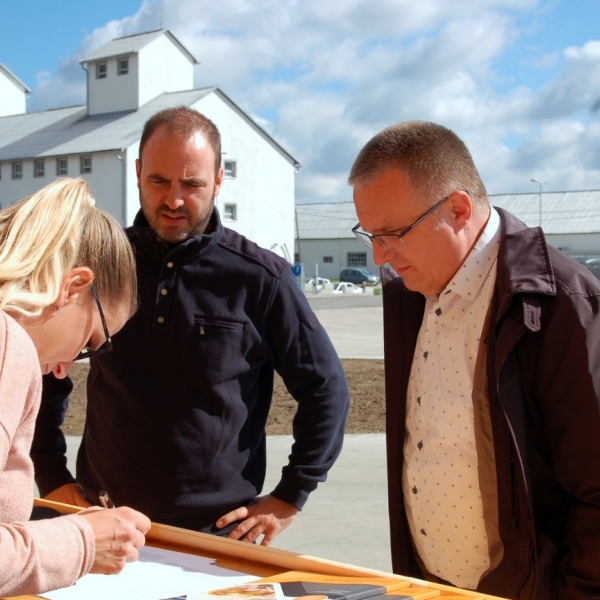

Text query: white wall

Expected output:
[138,36,194,107]
[546,232,600,255]
[297,238,379,280]
[194,93,296,262]
[87,55,139,116]
[0,152,124,221]
[0,70,26,117]
[87,35,194,117]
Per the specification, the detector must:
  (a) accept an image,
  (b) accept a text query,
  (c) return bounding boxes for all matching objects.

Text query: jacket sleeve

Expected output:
[263,268,350,510]
[529,290,600,598]
[30,373,77,496]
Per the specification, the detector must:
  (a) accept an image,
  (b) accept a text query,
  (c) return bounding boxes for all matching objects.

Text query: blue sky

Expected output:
[1,0,600,202]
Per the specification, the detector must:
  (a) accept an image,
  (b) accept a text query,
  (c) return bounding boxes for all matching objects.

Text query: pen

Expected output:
[99,490,115,509]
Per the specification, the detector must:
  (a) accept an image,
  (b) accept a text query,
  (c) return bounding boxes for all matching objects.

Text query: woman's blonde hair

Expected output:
[0,177,137,319]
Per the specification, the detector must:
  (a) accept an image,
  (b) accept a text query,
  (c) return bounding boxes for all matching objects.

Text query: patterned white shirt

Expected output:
[402,208,501,589]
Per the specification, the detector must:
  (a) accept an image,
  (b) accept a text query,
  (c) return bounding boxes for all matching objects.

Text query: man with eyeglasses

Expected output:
[32,106,350,547]
[349,120,600,599]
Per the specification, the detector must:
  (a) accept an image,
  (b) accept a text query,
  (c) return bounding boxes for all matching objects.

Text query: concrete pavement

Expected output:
[60,291,392,572]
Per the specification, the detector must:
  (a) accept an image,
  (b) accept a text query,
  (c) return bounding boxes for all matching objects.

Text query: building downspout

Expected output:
[81,63,89,115]
[115,151,126,225]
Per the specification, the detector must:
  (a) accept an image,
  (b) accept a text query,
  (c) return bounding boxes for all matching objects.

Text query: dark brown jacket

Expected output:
[382,208,600,599]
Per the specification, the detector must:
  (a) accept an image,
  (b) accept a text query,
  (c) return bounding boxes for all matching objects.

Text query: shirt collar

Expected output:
[443,207,501,302]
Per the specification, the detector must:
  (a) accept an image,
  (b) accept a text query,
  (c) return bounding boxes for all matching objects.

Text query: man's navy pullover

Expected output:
[32,209,350,522]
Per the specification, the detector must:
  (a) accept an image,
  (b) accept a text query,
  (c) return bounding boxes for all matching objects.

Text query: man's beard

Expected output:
[140,192,214,244]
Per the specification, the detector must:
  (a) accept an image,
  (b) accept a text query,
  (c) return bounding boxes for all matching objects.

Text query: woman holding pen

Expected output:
[0,178,150,597]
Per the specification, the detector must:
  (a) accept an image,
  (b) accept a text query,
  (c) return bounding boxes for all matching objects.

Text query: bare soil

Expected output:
[62,359,386,435]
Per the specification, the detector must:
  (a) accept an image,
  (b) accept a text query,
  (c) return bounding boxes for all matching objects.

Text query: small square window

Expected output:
[57,157,68,176]
[347,252,367,267]
[97,62,107,79]
[80,155,92,174]
[323,256,333,263]
[224,160,237,178]
[34,159,45,178]
[118,58,129,75]
[223,203,237,221]
[12,161,22,180]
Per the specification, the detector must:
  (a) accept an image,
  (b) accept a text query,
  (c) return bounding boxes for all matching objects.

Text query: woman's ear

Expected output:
[56,267,94,309]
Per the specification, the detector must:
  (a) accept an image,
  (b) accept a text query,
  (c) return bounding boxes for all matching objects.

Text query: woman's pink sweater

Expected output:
[0,311,95,597]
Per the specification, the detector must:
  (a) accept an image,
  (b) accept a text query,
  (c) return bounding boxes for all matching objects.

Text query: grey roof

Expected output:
[81,29,198,65]
[489,191,600,234]
[295,203,359,239]
[296,190,600,239]
[0,88,214,160]
[0,86,299,166]
[0,62,31,93]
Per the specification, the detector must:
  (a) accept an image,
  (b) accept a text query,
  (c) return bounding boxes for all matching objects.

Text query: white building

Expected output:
[295,191,600,281]
[0,30,299,262]
[0,63,30,117]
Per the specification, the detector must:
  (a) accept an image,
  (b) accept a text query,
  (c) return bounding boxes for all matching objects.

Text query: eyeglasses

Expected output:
[352,192,454,249]
[74,285,113,361]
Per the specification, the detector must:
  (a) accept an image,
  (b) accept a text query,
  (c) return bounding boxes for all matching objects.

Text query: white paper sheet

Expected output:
[41,545,256,600]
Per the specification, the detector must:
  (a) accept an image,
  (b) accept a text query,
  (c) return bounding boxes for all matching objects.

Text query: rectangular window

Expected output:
[96,62,107,79]
[118,57,129,75]
[223,203,237,221]
[12,161,22,179]
[323,256,333,263]
[223,160,237,178]
[347,252,367,267]
[80,155,92,174]
[57,156,68,176]
[34,159,45,178]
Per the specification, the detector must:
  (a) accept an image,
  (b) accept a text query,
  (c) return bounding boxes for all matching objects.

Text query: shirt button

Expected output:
[160,288,168,296]
[417,441,423,450]
[157,316,165,324]
[416,396,421,405]
[423,351,428,360]
[167,262,174,268]
[412,486,418,495]
[435,308,442,316]
[420,529,427,536]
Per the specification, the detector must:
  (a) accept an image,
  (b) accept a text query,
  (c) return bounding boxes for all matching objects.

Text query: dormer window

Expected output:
[118,57,129,76]
[96,62,107,79]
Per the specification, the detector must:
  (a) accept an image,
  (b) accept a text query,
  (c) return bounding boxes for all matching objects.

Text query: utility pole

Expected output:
[531,179,545,227]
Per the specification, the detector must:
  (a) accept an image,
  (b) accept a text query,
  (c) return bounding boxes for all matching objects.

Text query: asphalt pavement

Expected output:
[59,289,392,572]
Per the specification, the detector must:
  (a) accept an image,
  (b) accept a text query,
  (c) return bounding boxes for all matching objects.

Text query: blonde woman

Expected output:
[0,178,150,597]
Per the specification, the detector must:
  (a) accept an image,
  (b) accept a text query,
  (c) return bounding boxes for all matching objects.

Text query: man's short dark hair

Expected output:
[139,106,222,175]
[349,120,488,209]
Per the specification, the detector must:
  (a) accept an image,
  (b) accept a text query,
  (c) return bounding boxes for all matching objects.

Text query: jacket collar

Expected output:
[495,207,556,295]
[131,207,224,263]
[494,207,556,333]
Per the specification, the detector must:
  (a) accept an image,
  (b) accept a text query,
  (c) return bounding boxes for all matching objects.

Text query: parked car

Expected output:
[305,277,331,291]
[583,257,600,279]
[339,268,380,286]
[571,255,600,279]
[307,277,331,286]
[332,281,363,294]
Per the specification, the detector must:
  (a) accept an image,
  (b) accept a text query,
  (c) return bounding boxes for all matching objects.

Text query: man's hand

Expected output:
[43,483,91,508]
[79,506,151,574]
[216,495,298,546]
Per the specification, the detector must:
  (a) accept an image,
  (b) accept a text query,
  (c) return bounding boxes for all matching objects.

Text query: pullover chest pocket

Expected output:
[194,317,244,336]
[188,317,248,382]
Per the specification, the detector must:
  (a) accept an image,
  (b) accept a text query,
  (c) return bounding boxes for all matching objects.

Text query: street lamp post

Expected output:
[531,179,545,227]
